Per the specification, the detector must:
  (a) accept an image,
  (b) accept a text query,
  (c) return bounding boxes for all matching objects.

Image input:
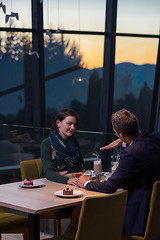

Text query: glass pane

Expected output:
[114,37,158,131]
[0,0,31,28]
[44,34,104,131]
[0,31,32,125]
[117,0,160,34]
[44,33,104,72]
[0,124,43,184]
[43,0,106,32]
[0,91,24,123]
[115,37,158,65]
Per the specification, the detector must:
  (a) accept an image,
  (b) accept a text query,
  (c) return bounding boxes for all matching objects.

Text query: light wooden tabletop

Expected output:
[0,178,107,214]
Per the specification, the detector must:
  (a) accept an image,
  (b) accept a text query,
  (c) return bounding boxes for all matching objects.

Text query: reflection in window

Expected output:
[0,31,32,125]
[0,90,24,124]
[44,33,104,131]
[0,0,31,29]
[114,37,158,130]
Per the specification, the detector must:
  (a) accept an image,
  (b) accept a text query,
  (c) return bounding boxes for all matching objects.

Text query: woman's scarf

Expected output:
[49,132,80,171]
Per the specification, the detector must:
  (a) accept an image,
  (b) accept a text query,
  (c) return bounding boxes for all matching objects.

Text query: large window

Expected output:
[114,0,160,131]
[114,37,158,130]
[0,0,160,186]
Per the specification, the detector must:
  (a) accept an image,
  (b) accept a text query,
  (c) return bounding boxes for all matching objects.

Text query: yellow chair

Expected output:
[0,206,29,240]
[20,158,42,180]
[20,158,71,237]
[122,181,160,240]
[46,190,128,240]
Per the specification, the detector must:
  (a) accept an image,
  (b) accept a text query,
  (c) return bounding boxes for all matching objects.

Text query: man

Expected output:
[77,109,160,236]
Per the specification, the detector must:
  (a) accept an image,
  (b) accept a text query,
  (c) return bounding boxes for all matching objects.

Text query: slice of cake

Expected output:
[24,179,33,185]
[63,188,73,195]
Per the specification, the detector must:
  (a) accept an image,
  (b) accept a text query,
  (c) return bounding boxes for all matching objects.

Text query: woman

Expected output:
[40,108,83,185]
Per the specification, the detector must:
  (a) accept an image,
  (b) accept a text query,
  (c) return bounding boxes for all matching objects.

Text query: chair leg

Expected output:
[54,219,58,237]
[0,233,1,240]
[23,229,29,240]
[54,219,61,237]
[57,219,61,236]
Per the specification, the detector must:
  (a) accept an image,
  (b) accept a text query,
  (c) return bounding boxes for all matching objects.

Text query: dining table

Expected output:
[0,178,107,240]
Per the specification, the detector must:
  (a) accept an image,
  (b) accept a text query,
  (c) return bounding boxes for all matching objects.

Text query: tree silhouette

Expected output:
[114,81,153,131]
[136,81,152,130]
[44,34,83,75]
[85,69,101,131]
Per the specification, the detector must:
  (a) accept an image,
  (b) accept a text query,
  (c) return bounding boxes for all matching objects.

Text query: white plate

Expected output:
[55,190,83,198]
[65,172,83,178]
[66,171,96,178]
[18,180,45,188]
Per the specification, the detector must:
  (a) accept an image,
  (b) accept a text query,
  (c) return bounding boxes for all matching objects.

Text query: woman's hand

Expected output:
[67,178,78,186]
[99,138,122,151]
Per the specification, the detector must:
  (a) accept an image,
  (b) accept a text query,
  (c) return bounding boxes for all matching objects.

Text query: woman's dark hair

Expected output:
[51,108,79,134]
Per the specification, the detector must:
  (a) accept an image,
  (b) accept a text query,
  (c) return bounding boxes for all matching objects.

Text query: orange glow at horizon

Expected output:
[81,37,158,69]
[80,36,104,70]
[115,37,158,65]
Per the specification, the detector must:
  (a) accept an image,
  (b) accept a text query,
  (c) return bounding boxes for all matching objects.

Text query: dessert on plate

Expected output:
[63,188,73,195]
[24,178,33,185]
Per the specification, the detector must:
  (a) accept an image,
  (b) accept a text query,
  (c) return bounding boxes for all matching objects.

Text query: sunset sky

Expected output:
[0,0,160,68]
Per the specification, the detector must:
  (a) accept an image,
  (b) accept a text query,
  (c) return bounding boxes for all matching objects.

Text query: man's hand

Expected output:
[77,175,90,188]
[99,138,122,151]
[67,178,78,186]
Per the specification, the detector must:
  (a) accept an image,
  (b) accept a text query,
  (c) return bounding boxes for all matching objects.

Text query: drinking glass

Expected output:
[93,159,102,175]
[111,161,119,174]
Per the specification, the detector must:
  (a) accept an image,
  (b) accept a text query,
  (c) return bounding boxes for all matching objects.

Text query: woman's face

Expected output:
[56,116,77,139]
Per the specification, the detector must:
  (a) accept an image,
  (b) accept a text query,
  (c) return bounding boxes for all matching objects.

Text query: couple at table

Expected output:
[40,107,160,236]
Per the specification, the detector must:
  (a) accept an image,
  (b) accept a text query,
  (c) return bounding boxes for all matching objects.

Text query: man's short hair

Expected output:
[111,109,140,137]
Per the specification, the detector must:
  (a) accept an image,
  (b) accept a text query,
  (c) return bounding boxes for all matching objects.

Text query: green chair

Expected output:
[20,158,71,237]
[122,181,160,240]
[0,206,29,240]
[46,190,128,240]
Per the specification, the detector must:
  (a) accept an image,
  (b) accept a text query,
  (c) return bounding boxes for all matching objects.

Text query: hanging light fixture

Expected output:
[55,0,62,33]
[22,2,39,59]
[5,0,19,24]
[72,0,88,86]
[45,0,52,37]
[72,76,88,85]
[23,50,39,58]
[0,2,6,13]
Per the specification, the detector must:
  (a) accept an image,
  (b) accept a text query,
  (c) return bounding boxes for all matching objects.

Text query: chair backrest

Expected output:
[143,181,160,240]
[0,206,5,212]
[20,158,42,180]
[75,190,128,240]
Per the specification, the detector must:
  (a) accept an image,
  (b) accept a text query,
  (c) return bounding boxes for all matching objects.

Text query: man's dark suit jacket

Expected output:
[86,132,160,235]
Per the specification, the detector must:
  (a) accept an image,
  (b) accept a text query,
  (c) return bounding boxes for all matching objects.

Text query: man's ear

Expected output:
[119,133,126,141]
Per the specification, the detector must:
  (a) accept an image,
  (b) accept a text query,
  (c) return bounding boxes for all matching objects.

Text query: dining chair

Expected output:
[45,190,128,240]
[0,206,29,240]
[20,158,71,237]
[122,181,160,240]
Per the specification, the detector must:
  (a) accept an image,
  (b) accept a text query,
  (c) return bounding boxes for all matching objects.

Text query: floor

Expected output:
[1,218,70,240]
[1,233,52,240]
